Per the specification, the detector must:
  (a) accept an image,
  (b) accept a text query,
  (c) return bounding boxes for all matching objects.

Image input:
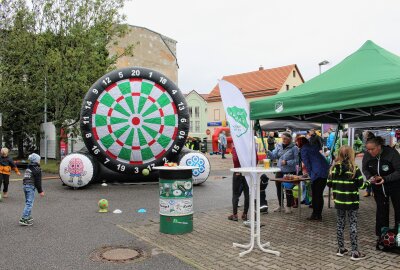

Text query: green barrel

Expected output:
[159,168,193,234]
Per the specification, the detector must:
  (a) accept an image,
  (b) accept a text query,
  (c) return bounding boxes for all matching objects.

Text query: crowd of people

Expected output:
[227,128,400,260]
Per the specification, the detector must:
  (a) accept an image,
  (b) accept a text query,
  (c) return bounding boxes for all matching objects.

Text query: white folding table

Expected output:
[230,167,281,257]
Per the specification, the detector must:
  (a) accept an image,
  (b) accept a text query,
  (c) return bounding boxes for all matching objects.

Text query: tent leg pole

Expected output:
[328,119,342,209]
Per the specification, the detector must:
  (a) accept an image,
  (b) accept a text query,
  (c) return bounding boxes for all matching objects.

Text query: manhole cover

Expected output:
[90,246,145,264]
[102,248,139,260]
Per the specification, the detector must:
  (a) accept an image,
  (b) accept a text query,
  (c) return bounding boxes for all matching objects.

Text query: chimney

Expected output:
[259,65,264,70]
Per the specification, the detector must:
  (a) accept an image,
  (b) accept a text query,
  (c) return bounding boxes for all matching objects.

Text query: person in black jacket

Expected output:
[19,153,45,226]
[362,136,400,246]
[328,146,370,261]
[309,129,323,151]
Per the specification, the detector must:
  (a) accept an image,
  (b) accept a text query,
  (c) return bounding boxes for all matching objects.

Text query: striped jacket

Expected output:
[327,162,369,210]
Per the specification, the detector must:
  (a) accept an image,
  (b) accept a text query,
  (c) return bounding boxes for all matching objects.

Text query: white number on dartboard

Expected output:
[82,116,89,125]
[131,70,140,76]
[117,164,125,171]
[92,145,100,155]
[102,77,111,85]
[178,130,185,139]
[172,145,180,153]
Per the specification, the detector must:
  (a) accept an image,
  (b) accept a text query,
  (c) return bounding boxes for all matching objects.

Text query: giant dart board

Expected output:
[80,67,189,175]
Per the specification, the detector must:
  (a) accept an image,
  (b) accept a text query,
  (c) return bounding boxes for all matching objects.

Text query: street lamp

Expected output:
[319,60,330,74]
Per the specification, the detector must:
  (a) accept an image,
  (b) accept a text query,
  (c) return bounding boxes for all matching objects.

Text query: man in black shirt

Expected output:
[309,129,323,151]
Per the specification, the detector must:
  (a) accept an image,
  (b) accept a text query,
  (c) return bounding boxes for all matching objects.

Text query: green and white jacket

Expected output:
[327,161,370,210]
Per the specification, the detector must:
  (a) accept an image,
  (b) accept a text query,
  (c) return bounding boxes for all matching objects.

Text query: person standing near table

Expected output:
[309,128,323,151]
[228,145,249,222]
[362,136,400,247]
[267,132,276,151]
[297,136,329,221]
[267,132,298,214]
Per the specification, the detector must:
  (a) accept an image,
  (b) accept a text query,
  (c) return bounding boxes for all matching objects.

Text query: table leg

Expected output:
[298,181,302,220]
[233,173,280,257]
[256,176,280,256]
[233,174,255,256]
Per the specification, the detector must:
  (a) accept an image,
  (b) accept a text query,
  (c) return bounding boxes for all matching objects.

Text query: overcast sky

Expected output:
[124,0,400,94]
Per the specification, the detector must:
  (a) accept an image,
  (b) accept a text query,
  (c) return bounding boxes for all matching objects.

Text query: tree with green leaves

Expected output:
[0,0,133,159]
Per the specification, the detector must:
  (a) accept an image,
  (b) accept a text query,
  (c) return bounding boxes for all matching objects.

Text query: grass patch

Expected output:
[40,159,60,174]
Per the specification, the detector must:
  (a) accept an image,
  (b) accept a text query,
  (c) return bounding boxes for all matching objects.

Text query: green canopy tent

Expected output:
[250,40,400,124]
[250,40,400,208]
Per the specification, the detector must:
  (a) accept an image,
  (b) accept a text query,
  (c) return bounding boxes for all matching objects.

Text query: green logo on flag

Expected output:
[227,106,248,137]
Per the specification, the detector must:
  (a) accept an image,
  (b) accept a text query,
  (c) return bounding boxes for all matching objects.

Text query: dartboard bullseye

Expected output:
[80,67,189,175]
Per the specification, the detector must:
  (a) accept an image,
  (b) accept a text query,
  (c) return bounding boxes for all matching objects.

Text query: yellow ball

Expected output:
[142,169,150,176]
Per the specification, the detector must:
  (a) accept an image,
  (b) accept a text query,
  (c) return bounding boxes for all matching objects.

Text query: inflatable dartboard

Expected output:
[59,153,98,188]
[80,67,189,175]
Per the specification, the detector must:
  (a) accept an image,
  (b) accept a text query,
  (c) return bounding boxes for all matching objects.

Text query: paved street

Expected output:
[0,153,399,269]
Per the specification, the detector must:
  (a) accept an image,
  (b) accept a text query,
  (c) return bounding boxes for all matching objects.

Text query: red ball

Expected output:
[383,231,396,248]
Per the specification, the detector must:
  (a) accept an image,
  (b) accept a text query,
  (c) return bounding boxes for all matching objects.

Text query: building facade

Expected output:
[185,90,208,139]
[108,25,179,84]
[205,64,305,136]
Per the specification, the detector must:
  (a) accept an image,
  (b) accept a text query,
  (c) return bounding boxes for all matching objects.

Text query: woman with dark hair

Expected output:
[362,136,400,247]
[268,132,298,214]
[296,136,329,221]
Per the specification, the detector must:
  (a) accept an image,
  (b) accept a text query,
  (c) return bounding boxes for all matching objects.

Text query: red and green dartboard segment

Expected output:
[92,78,178,164]
[80,67,189,175]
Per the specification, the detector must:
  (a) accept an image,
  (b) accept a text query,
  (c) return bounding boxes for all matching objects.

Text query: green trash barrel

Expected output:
[158,167,194,234]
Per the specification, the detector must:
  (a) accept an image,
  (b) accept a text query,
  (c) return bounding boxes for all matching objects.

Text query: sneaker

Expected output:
[336,248,348,257]
[363,192,370,197]
[241,213,248,221]
[260,205,268,213]
[273,206,281,212]
[26,216,34,222]
[19,218,33,226]
[284,206,292,214]
[228,214,238,221]
[3,192,8,198]
[350,251,366,261]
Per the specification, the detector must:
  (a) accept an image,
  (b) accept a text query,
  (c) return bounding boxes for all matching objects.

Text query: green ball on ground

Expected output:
[98,199,108,213]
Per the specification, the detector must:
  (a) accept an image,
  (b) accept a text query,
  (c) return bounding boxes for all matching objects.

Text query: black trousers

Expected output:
[232,173,249,215]
[275,172,295,207]
[0,174,10,193]
[260,174,269,206]
[373,185,400,236]
[311,178,327,218]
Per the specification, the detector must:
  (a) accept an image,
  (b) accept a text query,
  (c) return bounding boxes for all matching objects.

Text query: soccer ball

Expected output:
[382,231,396,248]
[98,199,109,213]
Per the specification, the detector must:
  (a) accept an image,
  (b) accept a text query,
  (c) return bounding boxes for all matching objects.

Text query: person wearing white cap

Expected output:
[19,153,45,226]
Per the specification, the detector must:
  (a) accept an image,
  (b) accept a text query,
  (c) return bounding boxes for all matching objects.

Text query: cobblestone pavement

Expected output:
[119,153,400,270]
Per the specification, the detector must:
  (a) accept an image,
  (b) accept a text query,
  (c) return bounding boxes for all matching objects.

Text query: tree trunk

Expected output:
[55,124,61,161]
[17,134,24,159]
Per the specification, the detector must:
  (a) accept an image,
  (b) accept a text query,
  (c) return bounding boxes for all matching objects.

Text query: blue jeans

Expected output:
[22,184,36,219]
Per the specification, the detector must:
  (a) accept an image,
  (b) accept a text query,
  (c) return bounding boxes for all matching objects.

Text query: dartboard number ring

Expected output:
[80,67,189,174]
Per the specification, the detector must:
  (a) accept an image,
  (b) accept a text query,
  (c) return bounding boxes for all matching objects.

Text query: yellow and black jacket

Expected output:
[327,161,369,210]
[0,156,20,175]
